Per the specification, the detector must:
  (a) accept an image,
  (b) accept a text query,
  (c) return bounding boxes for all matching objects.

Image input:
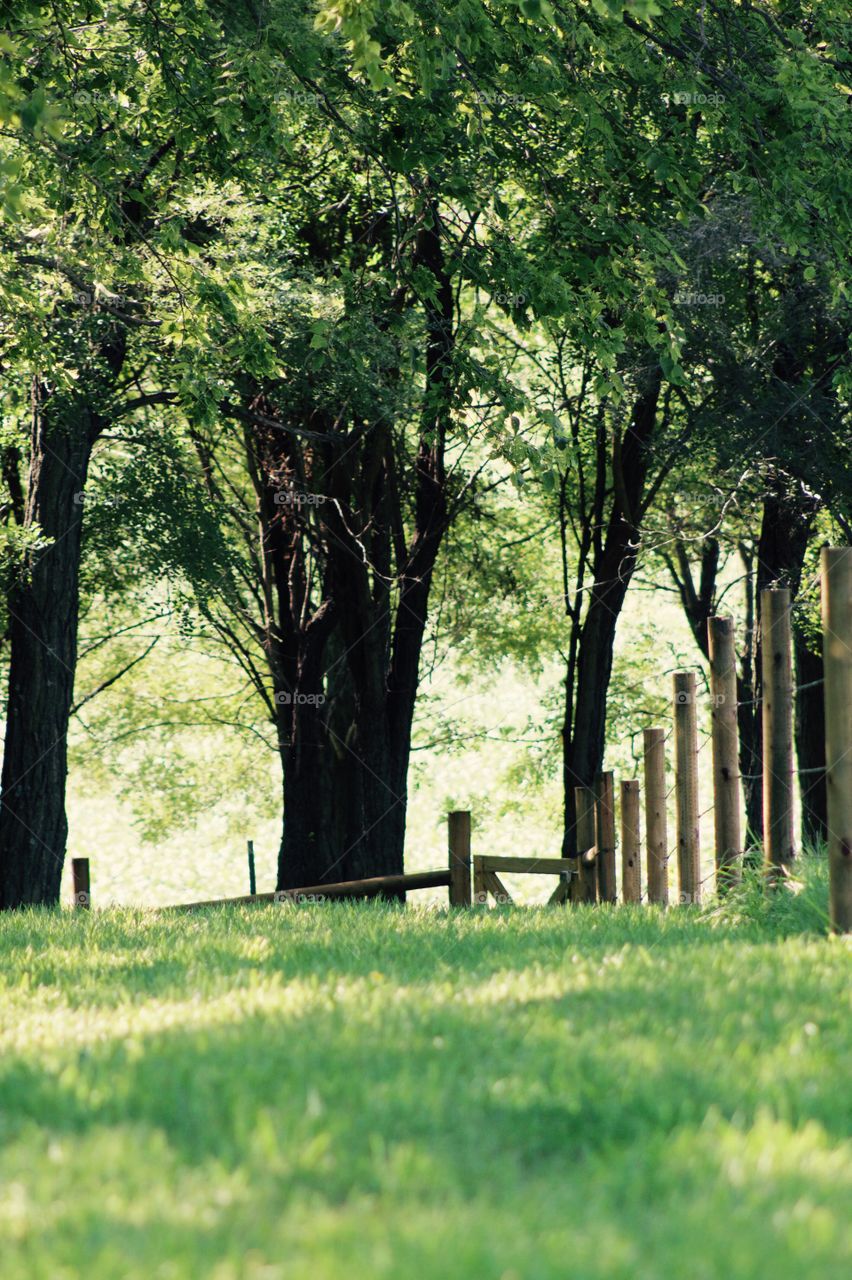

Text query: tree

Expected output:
[0,0,289,905]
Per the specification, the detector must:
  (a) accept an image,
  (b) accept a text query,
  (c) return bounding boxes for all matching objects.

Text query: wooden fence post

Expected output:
[247,840,256,896]
[643,728,669,905]
[595,771,617,903]
[674,672,701,904]
[821,548,852,932]
[72,857,90,910]
[708,616,742,891]
[621,779,642,904]
[761,588,796,879]
[448,810,472,907]
[572,786,597,904]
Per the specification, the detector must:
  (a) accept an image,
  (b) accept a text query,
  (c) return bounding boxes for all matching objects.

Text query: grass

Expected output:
[0,865,849,1279]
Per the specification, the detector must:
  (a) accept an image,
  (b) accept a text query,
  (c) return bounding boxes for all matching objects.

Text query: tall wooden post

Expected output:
[674,672,701,904]
[572,786,597,904]
[595,771,617,903]
[821,549,852,932]
[247,840,257,896]
[643,728,669,905]
[761,588,796,879]
[621,779,642,904]
[448,810,472,907]
[708,616,742,890]
[72,857,90,910]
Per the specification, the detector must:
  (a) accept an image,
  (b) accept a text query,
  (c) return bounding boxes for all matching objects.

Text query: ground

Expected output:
[0,870,849,1279]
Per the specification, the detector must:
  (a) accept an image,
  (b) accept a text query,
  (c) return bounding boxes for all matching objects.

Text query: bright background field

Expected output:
[0,877,849,1280]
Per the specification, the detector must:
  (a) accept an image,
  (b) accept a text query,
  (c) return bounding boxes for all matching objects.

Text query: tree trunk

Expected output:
[0,386,97,907]
[562,369,662,856]
[271,214,453,890]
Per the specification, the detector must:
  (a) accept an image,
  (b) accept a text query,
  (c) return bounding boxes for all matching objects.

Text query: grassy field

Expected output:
[0,868,849,1279]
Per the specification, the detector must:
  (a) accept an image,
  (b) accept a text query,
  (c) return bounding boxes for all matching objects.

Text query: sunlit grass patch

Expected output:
[0,883,849,1278]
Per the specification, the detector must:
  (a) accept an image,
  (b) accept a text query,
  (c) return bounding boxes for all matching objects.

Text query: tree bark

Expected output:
[0,384,99,907]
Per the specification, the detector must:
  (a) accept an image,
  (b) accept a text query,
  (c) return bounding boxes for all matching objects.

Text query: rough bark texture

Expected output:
[0,387,98,907]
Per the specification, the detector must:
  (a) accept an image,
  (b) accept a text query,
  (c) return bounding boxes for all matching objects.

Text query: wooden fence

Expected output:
[70,548,852,931]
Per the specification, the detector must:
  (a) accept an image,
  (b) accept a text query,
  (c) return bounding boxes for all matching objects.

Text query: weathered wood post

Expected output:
[448,810,472,907]
[761,588,796,880]
[247,840,256,896]
[572,786,597,904]
[708,616,742,890]
[821,548,852,932]
[621,779,642,903]
[643,728,669,905]
[72,857,90,910]
[674,672,701,904]
[595,771,617,903]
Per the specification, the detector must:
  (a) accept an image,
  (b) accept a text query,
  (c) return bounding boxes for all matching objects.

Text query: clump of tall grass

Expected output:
[700,847,831,938]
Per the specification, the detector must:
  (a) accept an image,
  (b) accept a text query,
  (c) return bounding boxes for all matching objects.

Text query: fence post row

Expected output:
[674,672,701,904]
[708,616,742,890]
[620,779,642,903]
[761,588,796,880]
[821,549,852,933]
[643,727,669,905]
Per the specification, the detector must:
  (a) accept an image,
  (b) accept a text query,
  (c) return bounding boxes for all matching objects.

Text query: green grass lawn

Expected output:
[0,871,849,1279]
